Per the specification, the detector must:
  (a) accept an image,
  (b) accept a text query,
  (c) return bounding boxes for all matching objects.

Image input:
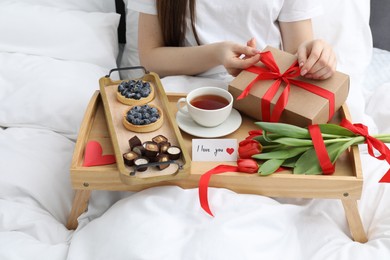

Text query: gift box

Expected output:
[228,46,349,127]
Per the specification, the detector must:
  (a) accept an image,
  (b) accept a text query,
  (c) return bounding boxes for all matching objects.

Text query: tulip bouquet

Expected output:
[199,118,390,216]
[237,118,390,178]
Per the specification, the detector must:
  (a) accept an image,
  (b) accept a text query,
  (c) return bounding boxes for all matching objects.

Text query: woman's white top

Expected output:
[127,0,321,84]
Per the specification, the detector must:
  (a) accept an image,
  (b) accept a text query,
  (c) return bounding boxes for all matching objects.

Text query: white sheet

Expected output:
[2,0,390,259]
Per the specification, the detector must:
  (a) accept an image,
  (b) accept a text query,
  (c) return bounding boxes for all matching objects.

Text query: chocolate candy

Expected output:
[133,157,149,172]
[128,135,142,150]
[167,146,182,160]
[125,135,182,173]
[123,151,139,166]
[156,154,170,170]
[152,134,168,144]
[143,141,159,158]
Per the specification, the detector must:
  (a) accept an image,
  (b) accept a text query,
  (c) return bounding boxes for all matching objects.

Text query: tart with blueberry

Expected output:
[123,104,163,132]
[117,79,155,105]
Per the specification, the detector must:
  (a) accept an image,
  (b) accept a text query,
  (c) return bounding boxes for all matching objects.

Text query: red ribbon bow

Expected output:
[340,119,390,183]
[236,51,335,123]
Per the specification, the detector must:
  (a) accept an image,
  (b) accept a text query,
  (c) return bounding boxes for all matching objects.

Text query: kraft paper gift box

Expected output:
[228,46,350,127]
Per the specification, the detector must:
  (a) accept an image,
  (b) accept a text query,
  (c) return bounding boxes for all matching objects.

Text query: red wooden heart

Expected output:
[83,141,116,167]
[226,148,234,155]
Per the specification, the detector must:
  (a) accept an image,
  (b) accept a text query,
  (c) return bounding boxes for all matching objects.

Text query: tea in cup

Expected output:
[176,87,233,127]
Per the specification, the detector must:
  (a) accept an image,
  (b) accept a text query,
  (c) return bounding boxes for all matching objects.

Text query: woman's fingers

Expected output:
[297,39,336,80]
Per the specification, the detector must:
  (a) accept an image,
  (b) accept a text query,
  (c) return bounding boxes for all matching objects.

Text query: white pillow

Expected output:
[14,0,116,12]
[0,52,114,139]
[0,127,75,225]
[312,0,372,77]
[0,1,120,69]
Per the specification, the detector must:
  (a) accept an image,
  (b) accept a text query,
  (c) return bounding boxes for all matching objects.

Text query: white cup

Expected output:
[176,87,233,127]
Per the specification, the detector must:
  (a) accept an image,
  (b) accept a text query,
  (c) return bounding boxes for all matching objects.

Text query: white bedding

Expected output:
[1,0,390,259]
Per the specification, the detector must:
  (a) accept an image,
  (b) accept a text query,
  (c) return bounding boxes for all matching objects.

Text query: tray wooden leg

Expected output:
[66,190,92,230]
[341,199,368,243]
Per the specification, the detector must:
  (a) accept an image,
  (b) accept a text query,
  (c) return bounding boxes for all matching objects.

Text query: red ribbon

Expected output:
[199,163,286,216]
[237,51,335,122]
[199,165,238,216]
[340,119,390,183]
[308,125,335,174]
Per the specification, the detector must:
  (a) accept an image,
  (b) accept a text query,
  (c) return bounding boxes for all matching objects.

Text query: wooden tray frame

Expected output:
[69,90,366,243]
[99,74,191,185]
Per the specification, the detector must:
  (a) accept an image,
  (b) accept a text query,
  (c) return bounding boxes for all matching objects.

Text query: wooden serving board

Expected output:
[99,74,191,185]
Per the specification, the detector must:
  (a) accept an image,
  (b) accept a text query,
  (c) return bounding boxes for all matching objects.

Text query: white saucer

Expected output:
[176,109,242,138]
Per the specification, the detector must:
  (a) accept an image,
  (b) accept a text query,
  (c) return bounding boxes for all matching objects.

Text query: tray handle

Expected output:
[105,66,150,78]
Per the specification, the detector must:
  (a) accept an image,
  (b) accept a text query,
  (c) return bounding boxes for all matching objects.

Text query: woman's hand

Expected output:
[217,39,260,77]
[297,39,337,80]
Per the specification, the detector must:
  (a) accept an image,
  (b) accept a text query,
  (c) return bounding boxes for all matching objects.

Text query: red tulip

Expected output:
[238,139,262,159]
[245,130,263,140]
[237,159,259,173]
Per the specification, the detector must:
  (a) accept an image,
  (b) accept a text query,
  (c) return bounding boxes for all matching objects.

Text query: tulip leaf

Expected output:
[293,137,359,174]
[255,122,310,139]
[271,137,312,146]
[281,155,301,168]
[258,159,284,176]
[252,147,309,160]
[318,124,356,138]
[254,134,281,145]
[292,147,323,175]
[262,131,280,142]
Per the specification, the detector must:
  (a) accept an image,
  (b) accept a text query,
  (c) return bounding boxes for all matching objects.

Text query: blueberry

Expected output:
[126,114,134,122]
[133,112,142,119]
[121,89,128,96]
[143,113,150,119]
[118,84,125,92]
[140,89,150,97]
[125,92,134,98]
[150,107,158,114]
[132,118,142,125]
[150,117,157,123]
[143,119,151,125]
[143,82,150,89]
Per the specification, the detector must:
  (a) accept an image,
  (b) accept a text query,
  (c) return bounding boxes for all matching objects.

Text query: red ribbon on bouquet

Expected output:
[340,119,390,183]
[308,124,336,175]
[237,51,335,123]
[307,119,390,182]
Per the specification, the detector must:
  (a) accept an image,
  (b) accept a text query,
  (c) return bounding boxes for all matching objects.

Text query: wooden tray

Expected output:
[69,91,367,242]
[70,90,363,200]
[99,73,191,185]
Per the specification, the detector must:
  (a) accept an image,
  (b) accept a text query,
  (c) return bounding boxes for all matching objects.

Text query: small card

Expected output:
[192,139,238,162]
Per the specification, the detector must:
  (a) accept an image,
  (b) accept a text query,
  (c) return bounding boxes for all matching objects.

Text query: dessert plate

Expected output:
[176,109,242,138]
